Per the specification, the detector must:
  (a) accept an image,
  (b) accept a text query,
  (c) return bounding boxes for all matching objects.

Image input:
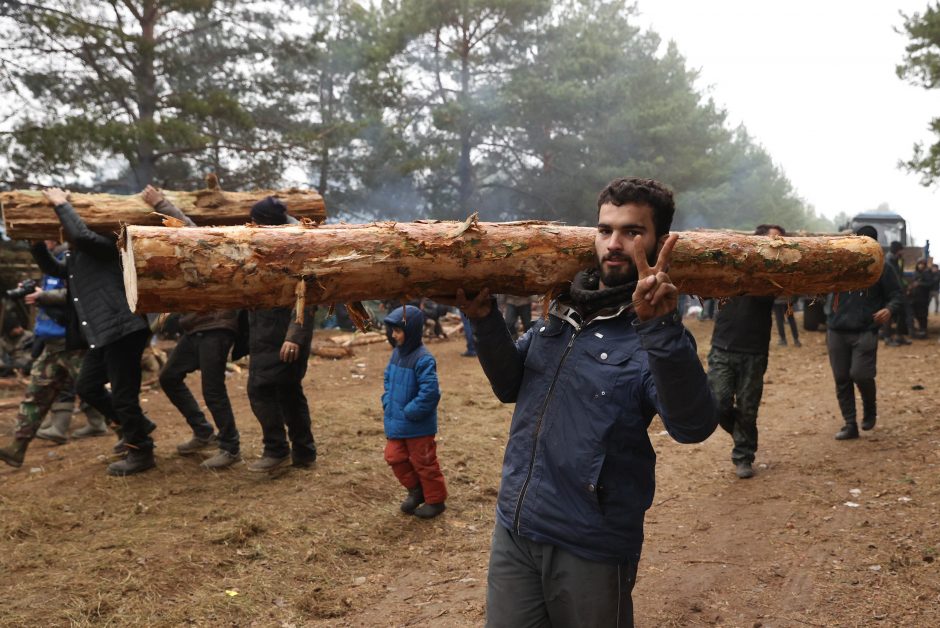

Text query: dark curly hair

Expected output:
[754,224,786,236]
[596,177,675,239]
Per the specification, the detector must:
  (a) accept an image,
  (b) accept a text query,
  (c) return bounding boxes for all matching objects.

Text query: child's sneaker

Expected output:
[414,502,446,519]
[400,486,424,514]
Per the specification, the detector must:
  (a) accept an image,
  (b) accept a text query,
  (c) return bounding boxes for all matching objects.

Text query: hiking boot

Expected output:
[793,338,802,347]
[777,338,787,347]
[291,455,317,469]
[734,461,755,479]
[885,337,901,347]
[400,486,425,514]
[898,337,912,345]
[113,437,128,456]
[835,422,859,440]
[0,438,29,468]
[36,404,73,445]
[861,416,877,431]
[201,450,241,470]
[176,434,218,455]
[72,406,109,438]
[414,502,446,519]
[106,448,156,476]
[247,454,290,473]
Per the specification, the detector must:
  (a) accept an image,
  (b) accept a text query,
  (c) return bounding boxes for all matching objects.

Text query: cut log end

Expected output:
[122,228,139,313]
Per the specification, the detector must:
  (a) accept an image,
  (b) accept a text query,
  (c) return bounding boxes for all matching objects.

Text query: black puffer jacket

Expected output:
[32,203,148,350]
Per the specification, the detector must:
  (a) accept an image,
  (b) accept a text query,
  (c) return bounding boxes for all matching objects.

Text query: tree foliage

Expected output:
[0,0,829,231]
[897,2,940,186]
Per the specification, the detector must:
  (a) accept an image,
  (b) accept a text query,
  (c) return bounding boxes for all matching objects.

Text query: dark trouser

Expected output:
[827,329,878,426]
[504,304,532,340]
[486,524,637,628]
[707,347,768,464]
[912,299,929,334]
[460,311,476,354]
[247,379,316,462]
[773,303,799,343]
[159,330,239,454]
[77,328,154,450]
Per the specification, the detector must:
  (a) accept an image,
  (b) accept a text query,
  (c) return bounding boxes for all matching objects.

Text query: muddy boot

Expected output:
[36,402,73,445]
[0,438,30,468]
[247,454,290,473]
[861,415,877,431]
[400,485,425,514]
[414,502,446,519]
[106,448,156,476]
[72,405,109,439]
[835,422,859,440]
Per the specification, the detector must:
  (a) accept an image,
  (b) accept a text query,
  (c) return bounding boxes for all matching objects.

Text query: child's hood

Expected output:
[383,305,425,355]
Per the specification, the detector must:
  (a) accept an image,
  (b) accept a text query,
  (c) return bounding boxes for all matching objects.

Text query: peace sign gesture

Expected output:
[631,233,679,321]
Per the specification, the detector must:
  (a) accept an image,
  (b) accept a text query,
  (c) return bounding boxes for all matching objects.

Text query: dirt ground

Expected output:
[1,315,939,627]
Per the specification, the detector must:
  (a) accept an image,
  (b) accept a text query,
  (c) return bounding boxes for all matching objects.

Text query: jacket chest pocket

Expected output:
[523,318,567,376]
[578,342,636,403]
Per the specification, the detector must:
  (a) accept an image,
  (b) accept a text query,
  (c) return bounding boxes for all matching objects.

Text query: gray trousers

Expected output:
[486,525,638,628]
[827,329,878,425]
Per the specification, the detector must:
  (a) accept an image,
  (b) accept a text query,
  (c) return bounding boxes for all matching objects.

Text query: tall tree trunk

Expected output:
[1,186,326,239]
[456,35,473,218]
[133,0,159,190]
[121,221,885,313]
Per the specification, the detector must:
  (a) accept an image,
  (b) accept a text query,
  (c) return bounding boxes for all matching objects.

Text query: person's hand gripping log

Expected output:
[631,234,679,321]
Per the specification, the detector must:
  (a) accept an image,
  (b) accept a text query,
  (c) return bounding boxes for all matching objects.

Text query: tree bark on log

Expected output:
[121,219,884,314]
[1,185,326,240]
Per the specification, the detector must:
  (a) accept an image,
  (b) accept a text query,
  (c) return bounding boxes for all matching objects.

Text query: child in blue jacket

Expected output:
[382,305,447,518]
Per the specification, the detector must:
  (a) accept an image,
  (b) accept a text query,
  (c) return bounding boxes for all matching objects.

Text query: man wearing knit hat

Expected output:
[245,197,317,472]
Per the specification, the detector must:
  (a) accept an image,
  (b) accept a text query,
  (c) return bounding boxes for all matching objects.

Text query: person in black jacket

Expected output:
[142,186,243,470]
[459,177,717,628]
[707,224,782,480]
[245,197,318,473]
[827,225,902,440]
[32,188,156,476]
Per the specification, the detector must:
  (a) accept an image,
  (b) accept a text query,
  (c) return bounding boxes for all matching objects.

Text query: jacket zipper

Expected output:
[513,324,581,533]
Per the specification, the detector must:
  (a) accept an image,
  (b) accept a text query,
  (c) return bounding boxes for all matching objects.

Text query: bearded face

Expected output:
[597,246,657,287]
[595,202,660,289]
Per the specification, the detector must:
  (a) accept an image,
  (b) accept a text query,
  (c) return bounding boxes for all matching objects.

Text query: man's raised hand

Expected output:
[42,187,68,206]
[631,234,679,321]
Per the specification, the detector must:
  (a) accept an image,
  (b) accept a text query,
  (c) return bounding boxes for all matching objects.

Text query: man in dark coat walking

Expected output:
[245,198,318,472]
[26,188,155,476]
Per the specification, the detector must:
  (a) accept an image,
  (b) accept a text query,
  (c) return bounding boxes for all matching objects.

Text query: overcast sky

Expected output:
[635,0,940,246]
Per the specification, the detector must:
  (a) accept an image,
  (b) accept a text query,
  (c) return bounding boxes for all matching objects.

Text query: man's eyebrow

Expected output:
[597,222,646,230]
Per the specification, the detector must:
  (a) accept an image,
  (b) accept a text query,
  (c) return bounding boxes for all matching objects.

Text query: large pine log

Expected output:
[121,219,884,313]
[1,184,326,240]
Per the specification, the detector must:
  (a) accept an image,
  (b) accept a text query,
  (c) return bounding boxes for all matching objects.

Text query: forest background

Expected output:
[1,1,938,233]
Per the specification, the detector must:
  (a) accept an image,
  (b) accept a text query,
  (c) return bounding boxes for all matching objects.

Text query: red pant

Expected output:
[384,435,447,504]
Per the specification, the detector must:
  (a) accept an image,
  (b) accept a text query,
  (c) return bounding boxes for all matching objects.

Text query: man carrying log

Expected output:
[458,177,718,627]
[244,198,318,473]
[706,224,784,480]
[826,225,902,440]
[141,185,244,470]
[28,188,156,476]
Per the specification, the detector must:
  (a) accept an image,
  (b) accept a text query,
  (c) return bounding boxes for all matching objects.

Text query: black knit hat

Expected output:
[250,196,289,225]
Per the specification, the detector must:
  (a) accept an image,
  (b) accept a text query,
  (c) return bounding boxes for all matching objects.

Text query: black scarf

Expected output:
[567,268,635,318]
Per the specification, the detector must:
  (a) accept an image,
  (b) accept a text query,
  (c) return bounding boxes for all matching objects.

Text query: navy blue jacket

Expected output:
[473,300,717,564]
[382,306,441,439]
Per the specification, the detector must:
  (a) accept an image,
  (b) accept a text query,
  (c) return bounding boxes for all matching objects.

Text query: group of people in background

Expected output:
[0,187,318,478]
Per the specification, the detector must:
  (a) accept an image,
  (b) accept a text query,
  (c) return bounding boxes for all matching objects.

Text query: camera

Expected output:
[6,279,38,300]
